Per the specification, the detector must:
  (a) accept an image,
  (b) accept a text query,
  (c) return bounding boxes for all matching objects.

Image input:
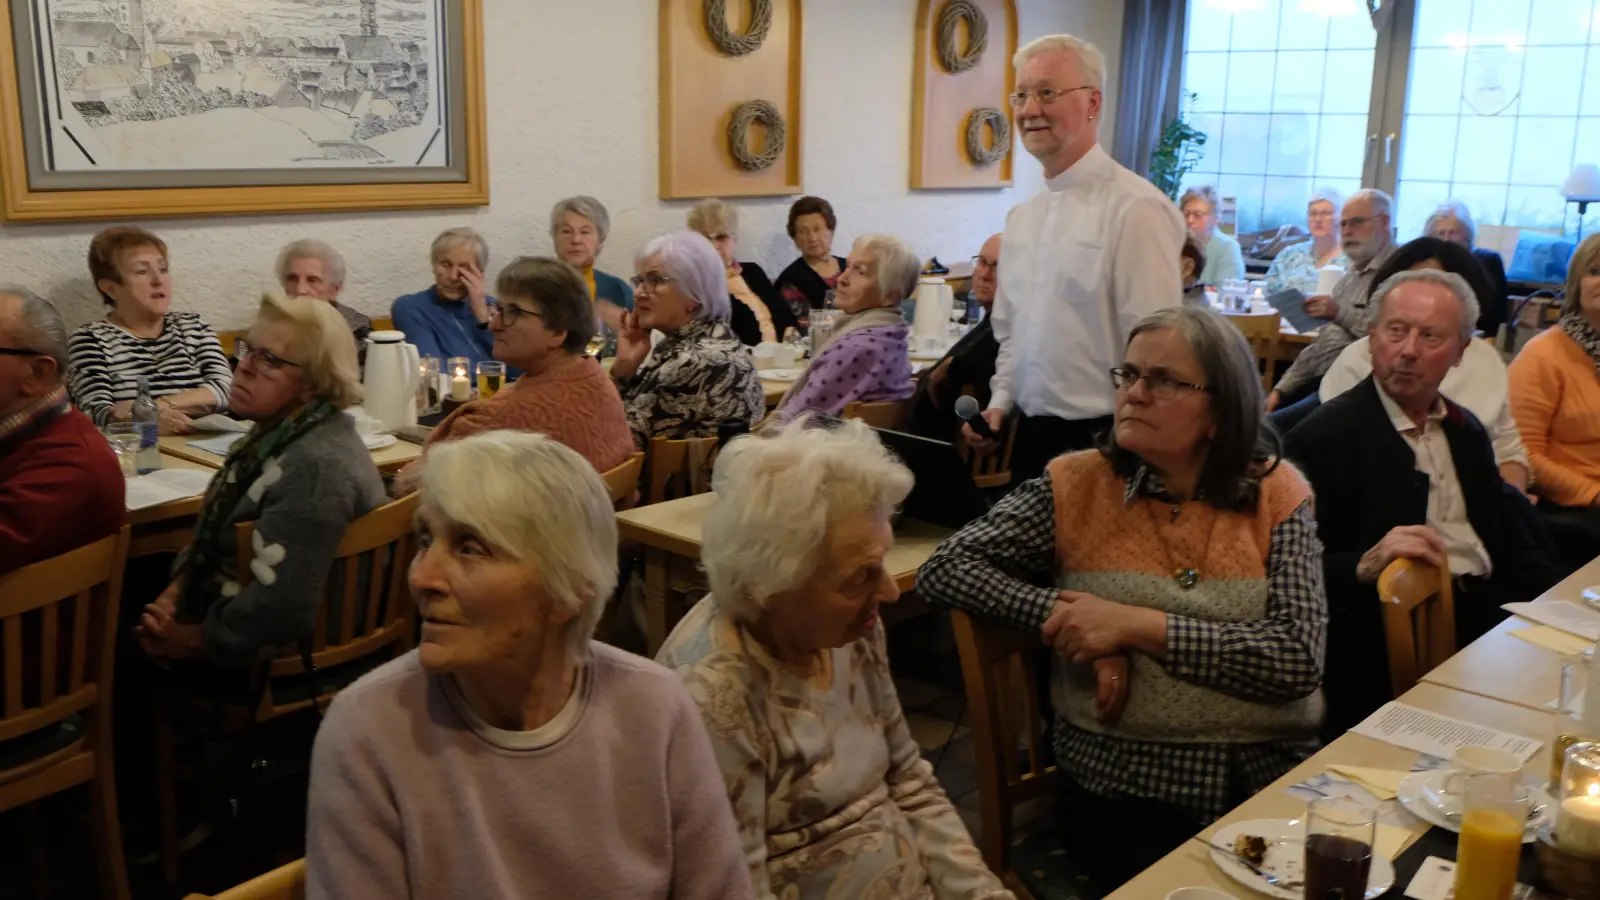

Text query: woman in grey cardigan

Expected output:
[135,293,385,665]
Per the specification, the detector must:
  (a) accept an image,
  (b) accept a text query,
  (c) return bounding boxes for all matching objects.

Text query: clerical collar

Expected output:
[1045,143,1111,193]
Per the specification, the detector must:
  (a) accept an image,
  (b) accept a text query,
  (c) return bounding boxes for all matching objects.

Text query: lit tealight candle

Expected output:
[1561,783,1600,857]
[450,367,470,402]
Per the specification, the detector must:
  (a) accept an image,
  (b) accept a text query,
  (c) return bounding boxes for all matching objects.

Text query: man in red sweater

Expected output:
[0,289,124,576]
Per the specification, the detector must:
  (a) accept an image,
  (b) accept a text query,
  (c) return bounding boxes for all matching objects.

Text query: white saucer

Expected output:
[1395,770,1552,842]
[1209,818,1394,899]
[362,433,397,450]
[759,367,801,381]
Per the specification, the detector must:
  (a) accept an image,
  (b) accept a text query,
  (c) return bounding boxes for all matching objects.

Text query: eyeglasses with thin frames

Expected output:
[489,302,542,326]
[1339,215,1377,230]
[1108,366,1209,400]
[0,347,43,357]
[238,341,303,373]
[630,272,677,294]
[1008,85,1094,109]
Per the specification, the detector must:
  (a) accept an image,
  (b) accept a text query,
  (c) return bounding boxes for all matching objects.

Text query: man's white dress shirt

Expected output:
[1375,386,1493,577]
[987,144,1186,420]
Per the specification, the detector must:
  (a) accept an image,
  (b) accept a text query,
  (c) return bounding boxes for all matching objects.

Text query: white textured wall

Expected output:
[0,0,1124,331]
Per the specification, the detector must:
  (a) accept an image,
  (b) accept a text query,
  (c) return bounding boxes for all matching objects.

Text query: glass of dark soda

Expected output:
[1304,797,1374,899]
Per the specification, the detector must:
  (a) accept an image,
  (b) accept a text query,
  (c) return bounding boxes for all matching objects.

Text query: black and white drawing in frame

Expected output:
[20,0,453,180]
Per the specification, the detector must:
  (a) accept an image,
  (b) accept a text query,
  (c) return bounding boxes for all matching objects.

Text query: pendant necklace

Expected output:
[1140,497,1218,590]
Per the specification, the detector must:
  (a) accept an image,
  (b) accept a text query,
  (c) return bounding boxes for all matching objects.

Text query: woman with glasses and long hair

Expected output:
[394,257,634,493]
[920,305,1327,892]
[134,293,387,666]
[611,232,765,448]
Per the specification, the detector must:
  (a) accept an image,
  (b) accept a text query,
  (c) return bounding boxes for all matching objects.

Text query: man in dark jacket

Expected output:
[1284,268,1562,739]
[906,233,1002,440]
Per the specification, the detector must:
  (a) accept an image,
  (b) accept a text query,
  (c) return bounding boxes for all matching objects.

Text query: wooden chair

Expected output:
[644,435,720,506]
[949,609,1061,898]
[1376,558,1456,696]
[182,858,305,900]
[370,316,393,332]
[1225,312,1282,391]
[214,328,248,359]
[602,451,646,509]
[842,399,909,431]
[0,527,132,900]
[234,493,419,721]
[955,407,1020,489]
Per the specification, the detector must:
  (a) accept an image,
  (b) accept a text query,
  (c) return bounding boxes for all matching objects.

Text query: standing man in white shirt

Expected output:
[964,34,1186,483]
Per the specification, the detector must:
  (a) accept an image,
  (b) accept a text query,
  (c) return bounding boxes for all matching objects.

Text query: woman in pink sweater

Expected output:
[1509,234,1600,567]
[396,257,634,493]
[308,432,752,899]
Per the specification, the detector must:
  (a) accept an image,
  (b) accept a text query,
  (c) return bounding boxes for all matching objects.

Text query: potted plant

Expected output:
[1148,92,1207,201]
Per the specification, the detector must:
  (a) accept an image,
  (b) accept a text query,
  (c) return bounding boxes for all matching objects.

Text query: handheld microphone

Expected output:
[954,394,997,440]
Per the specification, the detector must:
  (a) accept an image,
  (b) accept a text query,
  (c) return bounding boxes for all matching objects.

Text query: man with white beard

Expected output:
[962,34,1185,483]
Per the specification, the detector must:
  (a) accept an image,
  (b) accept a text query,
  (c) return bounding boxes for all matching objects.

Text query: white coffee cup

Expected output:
[1444,745,1522,795]
[751,342,778,371]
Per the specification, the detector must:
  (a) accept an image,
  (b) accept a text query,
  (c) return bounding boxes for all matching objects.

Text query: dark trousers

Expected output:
[1010,412,1114,485]
[1539,502,1600,572]
[1055,777,1209,894]
[1268,391,1323,435]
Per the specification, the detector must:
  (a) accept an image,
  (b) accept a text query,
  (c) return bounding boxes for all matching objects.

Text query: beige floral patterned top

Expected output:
[657,595,1013,900]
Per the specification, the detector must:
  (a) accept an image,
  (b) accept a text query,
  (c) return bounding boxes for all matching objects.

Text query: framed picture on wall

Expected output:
[0,0,487,222]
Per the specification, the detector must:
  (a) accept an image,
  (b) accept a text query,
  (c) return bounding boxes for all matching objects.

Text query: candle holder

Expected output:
[1540,742,1600,897]
[447,357,471,403]
[417,356,441,416]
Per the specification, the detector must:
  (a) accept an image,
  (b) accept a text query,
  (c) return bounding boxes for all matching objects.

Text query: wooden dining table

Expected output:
[157,432,424,475]
[125,450,218,558]
[615,491,954,654]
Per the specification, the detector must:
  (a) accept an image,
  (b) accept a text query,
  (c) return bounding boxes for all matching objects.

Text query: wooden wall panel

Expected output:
[910,0,1016,190]
[659,0,803,199]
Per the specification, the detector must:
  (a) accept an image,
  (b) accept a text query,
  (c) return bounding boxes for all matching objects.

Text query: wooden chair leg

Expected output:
[28,802,51,900]
[90,761,132,900]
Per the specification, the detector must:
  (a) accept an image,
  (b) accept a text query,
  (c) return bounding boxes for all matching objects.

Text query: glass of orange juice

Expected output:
[1454,774,1528,900]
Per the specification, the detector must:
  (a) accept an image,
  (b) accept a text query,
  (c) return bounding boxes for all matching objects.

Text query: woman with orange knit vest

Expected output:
[1509,234,1600,569]
[395,257,634,494]
[917,305,1327,892]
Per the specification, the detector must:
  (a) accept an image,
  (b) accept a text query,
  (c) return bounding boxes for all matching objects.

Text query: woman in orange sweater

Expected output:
[1509,234,1600,567]
[396,257,635,493]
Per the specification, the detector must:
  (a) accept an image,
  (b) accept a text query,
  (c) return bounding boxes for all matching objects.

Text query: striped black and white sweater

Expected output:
[67,312,233,427]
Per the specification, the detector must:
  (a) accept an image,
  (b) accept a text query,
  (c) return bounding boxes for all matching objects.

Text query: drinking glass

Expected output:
[446,357,471,402]
[586,322,612,358]
[1303,796,1374,900]
[104,423,141,476]
[1454,774,1529,900]
[417,356,441,415]
[476,361,505,400]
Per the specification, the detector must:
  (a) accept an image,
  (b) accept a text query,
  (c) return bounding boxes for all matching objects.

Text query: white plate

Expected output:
[759,367,802,381]
[362,433,397,451]
[1396,771,1552,841]
[1209,818,1395,900]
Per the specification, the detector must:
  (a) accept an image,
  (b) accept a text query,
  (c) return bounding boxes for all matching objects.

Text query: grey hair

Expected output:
[275,238,347,288]
[495,256,596,354]
[0,287,68,371]
[1371,268,1481,342]
[1100,305,1280,512]
[1308,187,1344,211]
[686,198,738,236]
[1424,200,1478,247]
[703,417,913,623]
[1179,185,1219,214]
[430,227,489,270]
[635,231,731,321]
[419,431,618,661]
[1014,34,1106,90]
[1344,188,1393,219]
[852,233,921,303]
[549,195,611,244]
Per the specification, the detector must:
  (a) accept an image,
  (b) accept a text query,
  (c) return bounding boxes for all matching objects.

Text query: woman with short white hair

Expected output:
[308,431,753,899]
[611,231,765,447]
[135,293,386,665]
[1264,189,1350,295]
[658,419,1012,899]
[277,238,372,361]
[1425,199,1509,335]
[390,226,507,374]
[550,195,632,327]
[687,198,799,345]
[1180,185,1245,285]
[777,233,917,419]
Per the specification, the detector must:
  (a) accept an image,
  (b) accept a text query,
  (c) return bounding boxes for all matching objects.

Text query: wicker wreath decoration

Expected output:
[965,107,1010,166]
[937,0,988,74]
[728,100,786,170]
[704,0,772,56]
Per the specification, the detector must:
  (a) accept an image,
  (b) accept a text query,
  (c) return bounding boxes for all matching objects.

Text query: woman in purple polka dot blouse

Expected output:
[778,234,917,420]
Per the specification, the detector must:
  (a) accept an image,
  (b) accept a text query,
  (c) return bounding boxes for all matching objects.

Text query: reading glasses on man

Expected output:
[0,347,43,357]
[1339,215,1376,230]
[1109,366,1209,400]
[1008,85,1093,108]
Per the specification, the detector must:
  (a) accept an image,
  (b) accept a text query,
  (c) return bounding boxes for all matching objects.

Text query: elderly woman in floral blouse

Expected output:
[610,231,765,447]
[658,418,1012,899]
[1264,189,1349,295]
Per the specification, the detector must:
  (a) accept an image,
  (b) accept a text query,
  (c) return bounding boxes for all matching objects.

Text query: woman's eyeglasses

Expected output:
[1109,366,1209,400]
[0,347,43,357]
[489,302,542,326]
[238,341,302,373]
[629,272,677,294]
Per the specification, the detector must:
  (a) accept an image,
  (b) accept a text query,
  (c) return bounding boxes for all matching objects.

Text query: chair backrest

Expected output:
[234,495,419,719]
[1226,312,1282,391]
[602,452,646,509]
[949,609,1059,881]
[1376,558,1457,696]
[0,527,129,753]
[954,400,1019,489]
[214,329,247,359]
[841,399,909,431]
[181,858,305,900]
[370,316,393,332]
[645,435,720,506]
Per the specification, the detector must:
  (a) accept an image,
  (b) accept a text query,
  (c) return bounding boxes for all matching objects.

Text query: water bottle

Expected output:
[132,376,162,474]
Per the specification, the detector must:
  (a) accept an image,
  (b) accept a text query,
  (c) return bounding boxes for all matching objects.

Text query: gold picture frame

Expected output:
[0,0,488,222]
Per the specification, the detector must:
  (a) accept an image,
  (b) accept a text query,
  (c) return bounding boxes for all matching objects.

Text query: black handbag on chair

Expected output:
[203,640,324,833]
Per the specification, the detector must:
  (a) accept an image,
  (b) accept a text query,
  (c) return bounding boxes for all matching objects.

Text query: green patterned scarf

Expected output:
[178,398,339,620]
